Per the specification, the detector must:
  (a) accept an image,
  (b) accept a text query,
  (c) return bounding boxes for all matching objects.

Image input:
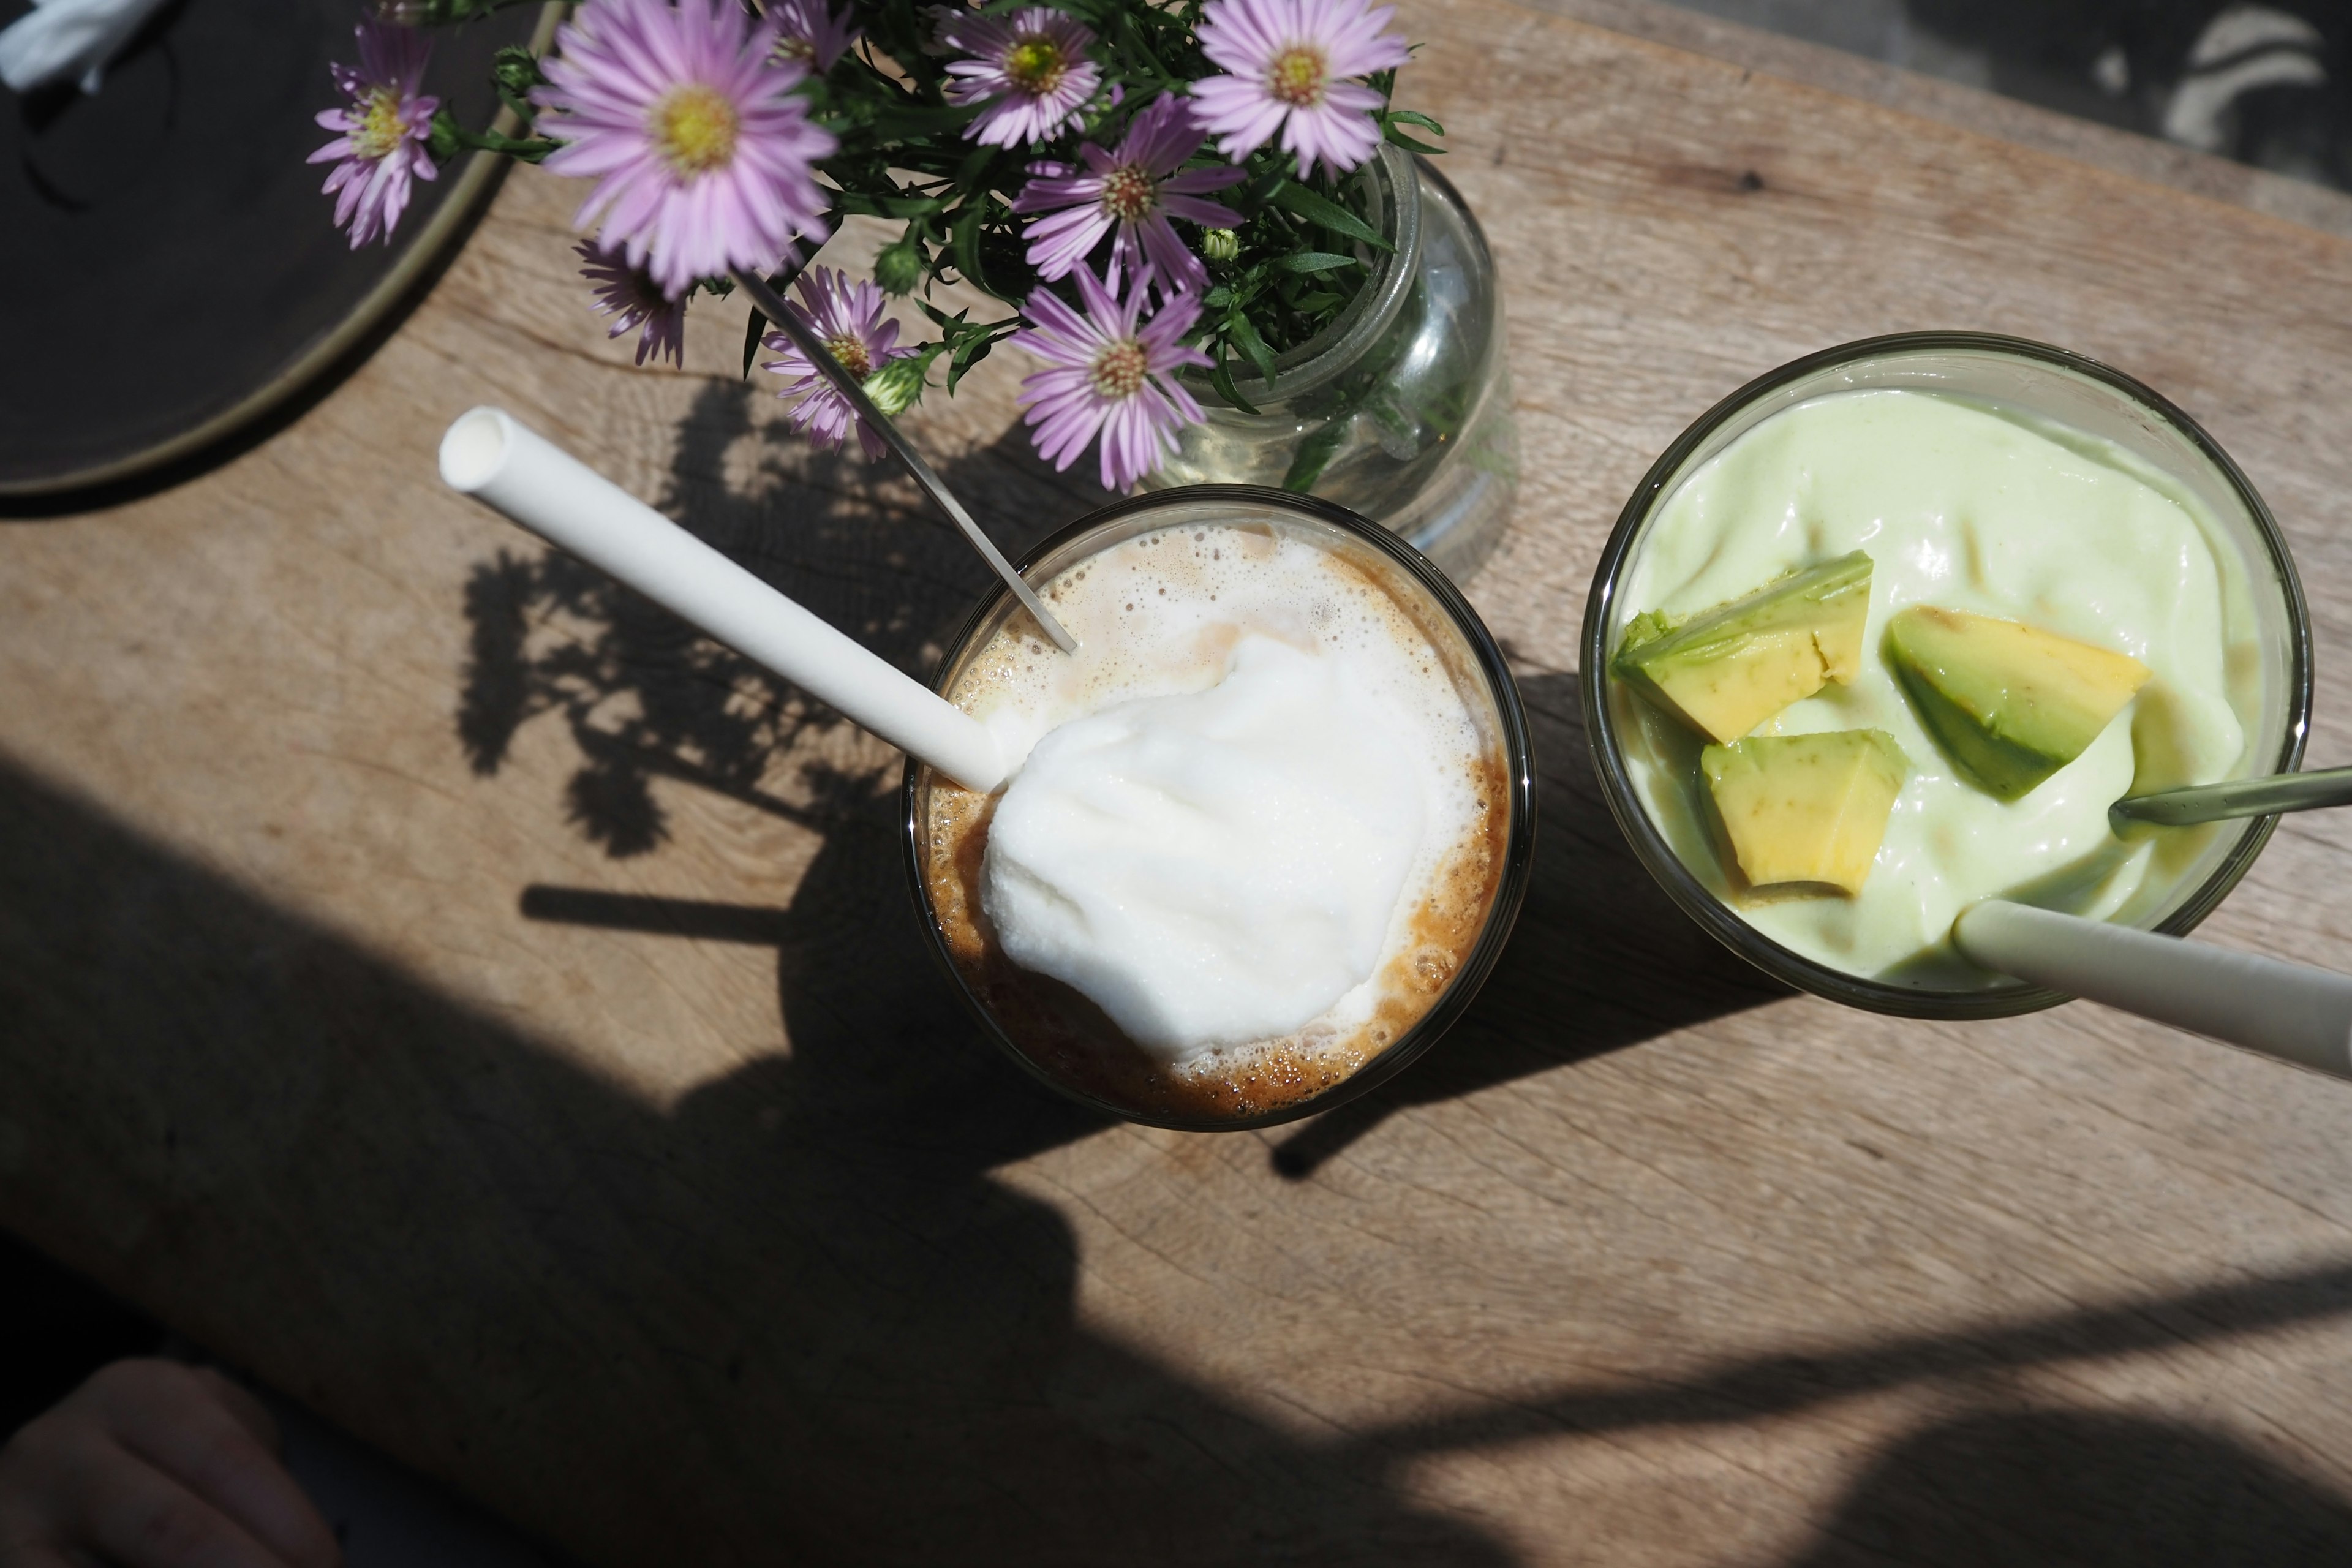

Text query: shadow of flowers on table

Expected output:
[454,374,1102,858]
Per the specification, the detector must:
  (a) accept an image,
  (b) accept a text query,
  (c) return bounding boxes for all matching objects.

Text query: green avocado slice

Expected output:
[1885,606,2151,801]
[1613,552,1874,744]
[1701,729,1910,895]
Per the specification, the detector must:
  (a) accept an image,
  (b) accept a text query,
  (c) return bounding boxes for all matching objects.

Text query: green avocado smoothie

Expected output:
[1609,387,2264,988]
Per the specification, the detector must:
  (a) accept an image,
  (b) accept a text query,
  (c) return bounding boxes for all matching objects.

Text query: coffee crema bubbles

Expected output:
[917,521,1512,1122]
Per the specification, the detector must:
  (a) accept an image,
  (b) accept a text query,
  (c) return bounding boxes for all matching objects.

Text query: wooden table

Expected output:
[8,2,2352,1561]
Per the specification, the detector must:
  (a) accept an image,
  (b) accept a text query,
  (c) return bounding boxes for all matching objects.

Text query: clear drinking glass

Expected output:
[1580,333,2313,1019]
[903,485,1537,1129]
[1136,147,1520,582]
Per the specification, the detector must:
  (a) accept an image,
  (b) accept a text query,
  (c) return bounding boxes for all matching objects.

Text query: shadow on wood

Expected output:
[11,752,2352,1561]
[1780,1406,2352,1566]
[0,753,1515,1564]
[1356,1254,2352,1456]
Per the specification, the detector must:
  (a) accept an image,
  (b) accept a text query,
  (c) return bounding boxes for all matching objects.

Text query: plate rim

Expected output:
[0,2,564,502]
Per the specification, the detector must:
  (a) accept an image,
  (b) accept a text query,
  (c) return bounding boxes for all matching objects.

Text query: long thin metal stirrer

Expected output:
[2111,765,2352,827]
[731,269,1078,655]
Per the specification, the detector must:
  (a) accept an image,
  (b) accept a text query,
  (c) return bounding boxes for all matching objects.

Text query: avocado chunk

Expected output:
[1612,552,1874,744]
[1701,729,1910,895]
[1885,606,2150,801]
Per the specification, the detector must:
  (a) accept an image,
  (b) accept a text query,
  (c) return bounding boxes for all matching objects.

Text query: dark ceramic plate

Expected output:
[0,0,555,497]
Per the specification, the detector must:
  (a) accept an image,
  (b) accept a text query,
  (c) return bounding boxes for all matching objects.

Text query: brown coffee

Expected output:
[915,521,1513,1123]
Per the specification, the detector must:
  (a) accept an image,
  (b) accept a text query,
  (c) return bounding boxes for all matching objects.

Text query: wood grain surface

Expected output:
[7,3,2352,1562]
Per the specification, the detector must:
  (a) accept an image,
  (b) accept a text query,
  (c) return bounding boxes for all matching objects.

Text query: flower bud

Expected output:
[1201,228,1240,263]
[862,355,930,417]
[875,236,925,296]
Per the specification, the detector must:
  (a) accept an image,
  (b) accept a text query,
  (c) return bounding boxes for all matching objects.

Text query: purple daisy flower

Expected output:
[1189,0,1410,179]
[307,19,439,249]
[940,7,1101,149]
[1011,95,1244,296]
[532,0,837,298]
[1016,264,1213,492]
[766,0,858,72]
[576,241,688,367]
[761,266,915,461]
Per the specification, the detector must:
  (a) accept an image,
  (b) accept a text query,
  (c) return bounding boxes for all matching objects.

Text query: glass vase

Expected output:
[1137,146,1518,580]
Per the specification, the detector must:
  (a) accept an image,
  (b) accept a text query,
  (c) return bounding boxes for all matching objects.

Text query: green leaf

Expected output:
[1208,353,1260,416]
[876,192,948,219]
[742,307,769,380]
[1227,312,1278,386]
[952,143,997,192]
[1274,251,1359,274]
[1282,420,1348,494]
[946,331,998,392]
[404,0,540,22]
[865,101,982,142]
[1267,181,1392,252]
[1384,108,1445,133]
[1382,127,1444,156]
[949,204,990,294]
[1235,165,1291,216]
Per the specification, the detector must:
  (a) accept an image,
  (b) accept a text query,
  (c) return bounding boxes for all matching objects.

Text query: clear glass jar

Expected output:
[1136,146,1518,581]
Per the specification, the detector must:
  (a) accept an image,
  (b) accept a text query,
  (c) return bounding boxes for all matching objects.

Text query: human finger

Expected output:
[0,1537,84,1568]
[183,1370,281,1455]
[85,1363,336,1568]
[45,1419,289,1568]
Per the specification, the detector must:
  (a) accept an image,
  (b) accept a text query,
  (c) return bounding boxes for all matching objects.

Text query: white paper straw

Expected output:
[1953,899,2352,1080]
[439,407,1008,793]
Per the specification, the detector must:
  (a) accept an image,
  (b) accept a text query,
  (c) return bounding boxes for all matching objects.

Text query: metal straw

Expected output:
[2111,766,2352,828]
[732,269,1078,655]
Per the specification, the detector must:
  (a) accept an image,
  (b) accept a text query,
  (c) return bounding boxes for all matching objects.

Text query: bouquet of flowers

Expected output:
[309,0,1443,490]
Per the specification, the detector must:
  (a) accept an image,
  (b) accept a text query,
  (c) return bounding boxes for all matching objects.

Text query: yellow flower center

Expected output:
[1100,163,1155,223]
[775,33,817,64]
[826,334,873,378]
[1005,35,1066,94]
[1090,339,1147,400]
[650,84,741,177]
[353,86,407,161]
[1268,45,1326,107]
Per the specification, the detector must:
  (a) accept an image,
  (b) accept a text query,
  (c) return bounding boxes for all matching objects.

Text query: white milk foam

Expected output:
[954,524,1488,1067]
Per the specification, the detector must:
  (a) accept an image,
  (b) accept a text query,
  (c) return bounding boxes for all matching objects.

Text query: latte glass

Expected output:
[1580,332,2312,1019]
[903,486,1537,1129]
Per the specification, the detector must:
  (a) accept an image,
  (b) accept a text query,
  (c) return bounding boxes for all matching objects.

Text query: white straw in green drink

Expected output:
[1954,900,2352,1080]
